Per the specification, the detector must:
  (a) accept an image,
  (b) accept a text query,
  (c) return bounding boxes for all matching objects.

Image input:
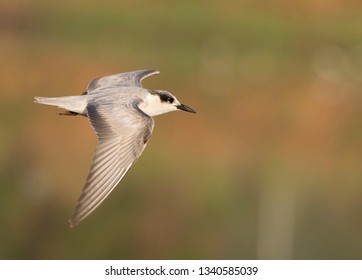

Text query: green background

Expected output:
[1,0,362,259]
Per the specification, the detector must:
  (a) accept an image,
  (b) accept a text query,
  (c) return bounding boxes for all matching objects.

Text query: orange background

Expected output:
[1,0,362,259]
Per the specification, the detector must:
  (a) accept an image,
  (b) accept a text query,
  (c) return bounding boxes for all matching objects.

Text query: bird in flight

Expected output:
[34,70,195,227]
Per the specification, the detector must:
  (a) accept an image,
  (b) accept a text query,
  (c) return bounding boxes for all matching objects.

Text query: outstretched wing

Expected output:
[69,101,154,227]
[86,69,159,93]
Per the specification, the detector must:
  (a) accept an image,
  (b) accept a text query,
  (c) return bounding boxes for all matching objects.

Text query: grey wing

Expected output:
[69,102,154,227]
[87,69,160,93]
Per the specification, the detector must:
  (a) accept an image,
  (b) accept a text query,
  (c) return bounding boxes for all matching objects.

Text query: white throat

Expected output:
[138,93,176,117]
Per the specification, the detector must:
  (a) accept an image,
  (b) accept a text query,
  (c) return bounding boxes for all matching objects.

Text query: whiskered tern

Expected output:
[34,70,195,227]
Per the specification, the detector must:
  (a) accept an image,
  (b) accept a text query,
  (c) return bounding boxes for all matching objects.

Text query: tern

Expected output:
[34,70,195,227]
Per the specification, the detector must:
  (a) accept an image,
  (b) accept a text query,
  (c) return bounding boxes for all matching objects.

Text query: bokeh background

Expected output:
[1,0,362,259]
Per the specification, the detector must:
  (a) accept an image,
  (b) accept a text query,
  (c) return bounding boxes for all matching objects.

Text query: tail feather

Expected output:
[34,96,87,115]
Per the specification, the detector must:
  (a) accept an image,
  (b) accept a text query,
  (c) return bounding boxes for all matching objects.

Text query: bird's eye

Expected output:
[159,93,175,103]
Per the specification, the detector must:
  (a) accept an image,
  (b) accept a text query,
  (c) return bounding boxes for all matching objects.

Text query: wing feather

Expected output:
[86,70,159,93]
[69,100,154,227]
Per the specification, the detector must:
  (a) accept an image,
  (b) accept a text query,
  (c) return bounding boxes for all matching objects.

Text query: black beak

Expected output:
[176,104,196,113]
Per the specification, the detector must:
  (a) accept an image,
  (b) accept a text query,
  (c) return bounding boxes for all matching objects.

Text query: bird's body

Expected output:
[34,70,195,227]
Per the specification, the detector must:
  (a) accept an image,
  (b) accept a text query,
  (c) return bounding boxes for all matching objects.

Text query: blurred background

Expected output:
[1,0,362,259]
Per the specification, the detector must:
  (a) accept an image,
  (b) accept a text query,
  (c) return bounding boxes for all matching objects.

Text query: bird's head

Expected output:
[139,90,196,117]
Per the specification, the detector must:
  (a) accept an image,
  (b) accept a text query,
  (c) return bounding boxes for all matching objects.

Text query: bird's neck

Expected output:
[138,94,175,117]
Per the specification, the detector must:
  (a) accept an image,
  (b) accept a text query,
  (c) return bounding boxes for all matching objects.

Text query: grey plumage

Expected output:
[87,69,159,92]
[34,70,195,227]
